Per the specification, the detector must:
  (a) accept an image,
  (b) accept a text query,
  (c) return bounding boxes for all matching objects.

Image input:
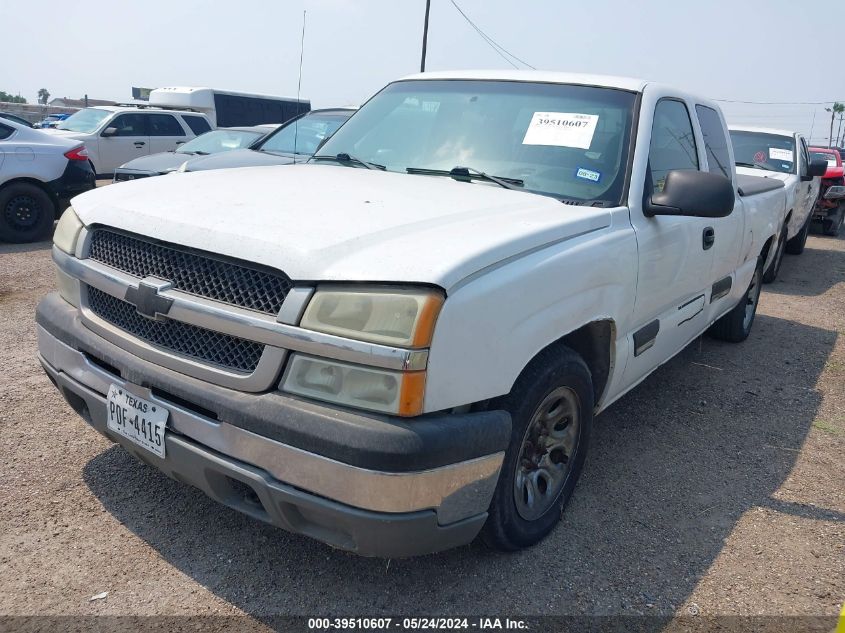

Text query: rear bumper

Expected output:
[36,294,510,557]
[47,160,95,208]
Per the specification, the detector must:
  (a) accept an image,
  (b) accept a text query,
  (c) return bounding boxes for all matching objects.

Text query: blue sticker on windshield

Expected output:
[576,167,601,183]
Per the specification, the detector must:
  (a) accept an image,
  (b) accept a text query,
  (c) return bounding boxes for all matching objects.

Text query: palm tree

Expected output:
[825,102,844,147]
[37,88,50,105]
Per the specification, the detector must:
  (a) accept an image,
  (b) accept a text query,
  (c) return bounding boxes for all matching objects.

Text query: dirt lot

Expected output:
[0,224,843,631]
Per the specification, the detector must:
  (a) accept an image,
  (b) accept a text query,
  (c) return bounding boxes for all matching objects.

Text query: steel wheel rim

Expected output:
[743,267,762,330]
[513,386,581,521]
[4,195,41,231]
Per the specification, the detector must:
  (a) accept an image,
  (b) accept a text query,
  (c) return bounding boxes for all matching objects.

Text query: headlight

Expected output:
[300,286,444,348]
[280,354,425,416]
[53,207,83,255]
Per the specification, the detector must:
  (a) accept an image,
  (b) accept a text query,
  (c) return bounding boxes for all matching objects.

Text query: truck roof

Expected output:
[728,125,798,138]
[399,70,649,92]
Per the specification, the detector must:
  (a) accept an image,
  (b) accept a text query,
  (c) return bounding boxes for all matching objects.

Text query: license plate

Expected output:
[106,384,168,458]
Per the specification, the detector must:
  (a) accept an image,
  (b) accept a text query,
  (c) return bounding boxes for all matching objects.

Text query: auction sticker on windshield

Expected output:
[106,384,168,458]
[769,147,793,162]
[523,112,599,149]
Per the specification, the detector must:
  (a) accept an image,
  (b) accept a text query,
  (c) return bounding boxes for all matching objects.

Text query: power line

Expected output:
[716,98,845,105]
[449,0,535,70]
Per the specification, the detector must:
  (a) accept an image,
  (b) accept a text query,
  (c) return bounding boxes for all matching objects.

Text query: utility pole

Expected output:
[420,0,431,72]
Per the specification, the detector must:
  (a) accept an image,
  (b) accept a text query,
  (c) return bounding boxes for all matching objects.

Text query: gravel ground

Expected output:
[0,223,843,631]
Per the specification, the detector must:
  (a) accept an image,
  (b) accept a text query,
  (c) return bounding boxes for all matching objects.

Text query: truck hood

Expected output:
[183,148,296,172]
[70,164,612,291]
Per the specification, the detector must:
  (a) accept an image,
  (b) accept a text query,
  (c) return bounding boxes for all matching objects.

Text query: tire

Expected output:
[481,345,593,551]
[762,227,785,284]
[822,204,844,237]
[0,183,56,243]
[785,215,810,255]
[707,257,763,343]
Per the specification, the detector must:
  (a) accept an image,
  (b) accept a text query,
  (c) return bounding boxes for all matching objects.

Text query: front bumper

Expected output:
[36,294,510,557]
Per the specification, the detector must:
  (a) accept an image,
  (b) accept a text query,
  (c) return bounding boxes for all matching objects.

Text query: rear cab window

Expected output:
[181,115,212,136]
[695,105,731,179]
[0,123,14,140]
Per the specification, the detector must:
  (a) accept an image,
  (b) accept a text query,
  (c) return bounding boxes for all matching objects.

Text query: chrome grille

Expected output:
[88,229,292,315]
[87,287,264,373]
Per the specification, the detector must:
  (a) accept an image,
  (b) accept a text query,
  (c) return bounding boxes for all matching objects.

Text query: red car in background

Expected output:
[809,147,845,235]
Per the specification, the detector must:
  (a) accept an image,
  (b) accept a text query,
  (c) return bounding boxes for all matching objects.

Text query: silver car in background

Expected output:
[112,125,278,182]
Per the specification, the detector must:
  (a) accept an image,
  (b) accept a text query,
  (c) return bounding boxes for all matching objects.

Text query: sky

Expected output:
[3,0,843,144]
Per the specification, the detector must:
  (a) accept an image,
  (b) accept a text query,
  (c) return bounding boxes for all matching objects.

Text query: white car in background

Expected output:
[44,107,213,177]
[0,118,95,242]
[729,126,825,278]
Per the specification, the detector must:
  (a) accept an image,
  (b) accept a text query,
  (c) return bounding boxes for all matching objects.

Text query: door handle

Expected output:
[134,141,146,147]
[703,227,715,250]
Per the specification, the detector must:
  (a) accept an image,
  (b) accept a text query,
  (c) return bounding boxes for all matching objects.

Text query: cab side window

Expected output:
[648,99,699,193]
[108,113,147,137]
[148,114,185,137]
[695,105,731,178]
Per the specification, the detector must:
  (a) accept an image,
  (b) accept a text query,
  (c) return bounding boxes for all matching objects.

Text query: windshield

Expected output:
[729,130,796,174]
[177,129,263,154]
[258,112,352,156]
[315,80,636,204]
[56,108,110,133]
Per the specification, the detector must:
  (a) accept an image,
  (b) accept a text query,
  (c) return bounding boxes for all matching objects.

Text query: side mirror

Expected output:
[645,170,735,218]
[101,127,118,137]
[803,159,827,180]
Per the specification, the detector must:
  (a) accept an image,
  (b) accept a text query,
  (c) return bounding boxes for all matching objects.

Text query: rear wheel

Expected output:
[481,346,593,551]
[707,257,763,343]
[785,215,810,254]
[822,204,844,237]
[762,227,785,283]
[0,183,56,243]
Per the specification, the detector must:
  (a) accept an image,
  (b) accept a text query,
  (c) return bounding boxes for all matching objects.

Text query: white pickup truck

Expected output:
[729,126,826,279]
[38,71,788,557]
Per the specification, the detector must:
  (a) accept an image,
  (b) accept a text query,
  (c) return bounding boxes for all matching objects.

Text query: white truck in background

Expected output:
[729,126,826,279]
[39,71,789,556]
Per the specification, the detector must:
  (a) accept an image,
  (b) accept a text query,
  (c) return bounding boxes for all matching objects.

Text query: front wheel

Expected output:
[0,183,56,243]
[785,215,811,255]
[481,346,593,551]
[707,257,763,343]
[822,204,844,237]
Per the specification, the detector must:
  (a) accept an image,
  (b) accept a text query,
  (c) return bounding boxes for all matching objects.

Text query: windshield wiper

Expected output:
[736,161,766,170]
[311,152,385,170]
[406,166,523,190]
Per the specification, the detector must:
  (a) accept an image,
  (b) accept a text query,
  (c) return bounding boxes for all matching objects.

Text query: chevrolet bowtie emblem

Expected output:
[125,279,174,321]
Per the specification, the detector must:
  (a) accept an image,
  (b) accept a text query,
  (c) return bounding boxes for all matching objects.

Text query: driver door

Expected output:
[622,96,714,389]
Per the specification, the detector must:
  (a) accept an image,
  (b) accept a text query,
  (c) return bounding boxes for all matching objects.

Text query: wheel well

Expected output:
[760,234,775,262]
[0,177,58,208]
[559,320,614,405]
[501,320,615,409]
